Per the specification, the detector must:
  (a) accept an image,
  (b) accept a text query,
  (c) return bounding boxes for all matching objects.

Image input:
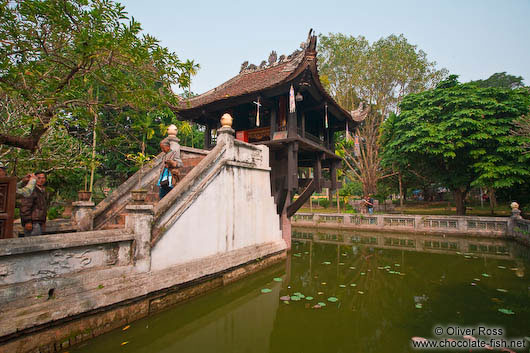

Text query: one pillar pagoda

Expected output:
[176,29,359,220]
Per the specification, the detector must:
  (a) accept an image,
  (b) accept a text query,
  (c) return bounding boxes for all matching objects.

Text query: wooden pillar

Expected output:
[287,142,298,192]
[314,153,322,193]
[328,126,335,151]
[301,113,306,138]
[204,122,212,150]
[270,103,277,140]
[330,160,337,191]
[288,111,297,138]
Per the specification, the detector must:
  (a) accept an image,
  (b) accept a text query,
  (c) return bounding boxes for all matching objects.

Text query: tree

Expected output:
[471,72,525,89]
[0,0,195,151]
[381,75,530,215]
[318,33,447,194]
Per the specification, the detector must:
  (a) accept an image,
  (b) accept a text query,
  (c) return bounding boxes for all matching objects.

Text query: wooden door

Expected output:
[0,177,16,239]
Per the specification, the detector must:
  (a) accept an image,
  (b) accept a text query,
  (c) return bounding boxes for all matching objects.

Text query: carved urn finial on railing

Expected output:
[167,124,178,137]
[510,202,522,219]
[220,113,233,128]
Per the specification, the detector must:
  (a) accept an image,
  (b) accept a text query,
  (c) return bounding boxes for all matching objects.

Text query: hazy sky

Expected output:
[120,0,530,95]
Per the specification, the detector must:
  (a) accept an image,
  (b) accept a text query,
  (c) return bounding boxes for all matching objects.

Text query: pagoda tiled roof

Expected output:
[179,49,307,111]
[176,30,357,126]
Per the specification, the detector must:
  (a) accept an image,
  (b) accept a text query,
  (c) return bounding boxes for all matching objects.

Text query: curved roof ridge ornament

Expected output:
[351,102,370,122]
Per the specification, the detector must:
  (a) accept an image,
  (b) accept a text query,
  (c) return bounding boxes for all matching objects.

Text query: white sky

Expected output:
[119,0,530,94]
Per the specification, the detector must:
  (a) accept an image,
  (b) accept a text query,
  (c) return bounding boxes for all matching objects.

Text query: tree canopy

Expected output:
[381,75,530,214]
[471,72,525,89]
[318,33,447,194]
[0,0,196,151]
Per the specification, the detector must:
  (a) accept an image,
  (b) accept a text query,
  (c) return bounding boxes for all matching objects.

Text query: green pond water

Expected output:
[73,229,530,353]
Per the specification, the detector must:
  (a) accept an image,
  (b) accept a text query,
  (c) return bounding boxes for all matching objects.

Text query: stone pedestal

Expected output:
[72,201,95,231]
[126,204,154,272]
[217,126,235,143]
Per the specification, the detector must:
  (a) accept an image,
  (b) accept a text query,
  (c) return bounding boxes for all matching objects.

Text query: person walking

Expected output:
[20,171,48,236]
[157,138,183,200]
[364,194,374,214]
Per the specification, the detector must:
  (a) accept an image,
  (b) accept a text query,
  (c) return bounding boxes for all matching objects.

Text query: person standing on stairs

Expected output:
[158,137,183,200]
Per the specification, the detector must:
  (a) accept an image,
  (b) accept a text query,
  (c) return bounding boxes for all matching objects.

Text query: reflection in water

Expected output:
[74,229,530,353]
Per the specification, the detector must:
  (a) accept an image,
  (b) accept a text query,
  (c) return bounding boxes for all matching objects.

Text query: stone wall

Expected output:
[151,130,283,271]
[292,212,513,238]
[0,127,286,353]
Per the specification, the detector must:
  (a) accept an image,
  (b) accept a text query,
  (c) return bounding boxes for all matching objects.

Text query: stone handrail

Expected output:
[93,146,209,230]
[292,212,513,237]
[512,218,530,245]
[151,129,272,246]
[0,229,134,289]
[151,140,227,245]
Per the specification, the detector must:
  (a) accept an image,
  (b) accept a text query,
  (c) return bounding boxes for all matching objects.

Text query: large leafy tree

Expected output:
[471,72,525,89]
[318,33,447,194]
[0,0,195,151]
[381,75,530,215]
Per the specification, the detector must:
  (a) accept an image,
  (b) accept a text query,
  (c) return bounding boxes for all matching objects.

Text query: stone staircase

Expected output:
[97,148,208,230]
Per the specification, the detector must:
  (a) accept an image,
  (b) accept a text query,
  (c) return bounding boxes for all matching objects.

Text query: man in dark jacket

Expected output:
[20,172,48,236]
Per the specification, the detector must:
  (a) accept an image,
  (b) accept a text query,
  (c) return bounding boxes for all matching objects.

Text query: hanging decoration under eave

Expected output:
[289,85,296,113]
[324,102,329,129]
[253,97,261,127]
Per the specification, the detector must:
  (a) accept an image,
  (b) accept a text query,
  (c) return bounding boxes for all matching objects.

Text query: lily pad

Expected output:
[498,308,515,315]
[305,296,314,300]
[497,265,506,269]
[322,261,331,265]
[482,273,491,278]
[415,303,423,309]
[283,301,290,304]
[377,266,384,270]
[273,277,283,282]
[339,284,346,288]
[349,266,356,270]
[357,291,364,295]
[321,282,327,285]
[317,291,324,295]
[471,283,477,286]
[473,278,481,281]
[327,297,338,302]
[290,295,301,301]
[350,283,357,287]
[280,295,290,301]
[496,288,508,293]
[293,253,302,257]
[360,272,366,276]
[464,255,471,259]
[342,253,347,256]
[339,262,345,266]
[318,302,327,307]
[395,264,400,267]
[293,292,305,298]
[261,288,272,293]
